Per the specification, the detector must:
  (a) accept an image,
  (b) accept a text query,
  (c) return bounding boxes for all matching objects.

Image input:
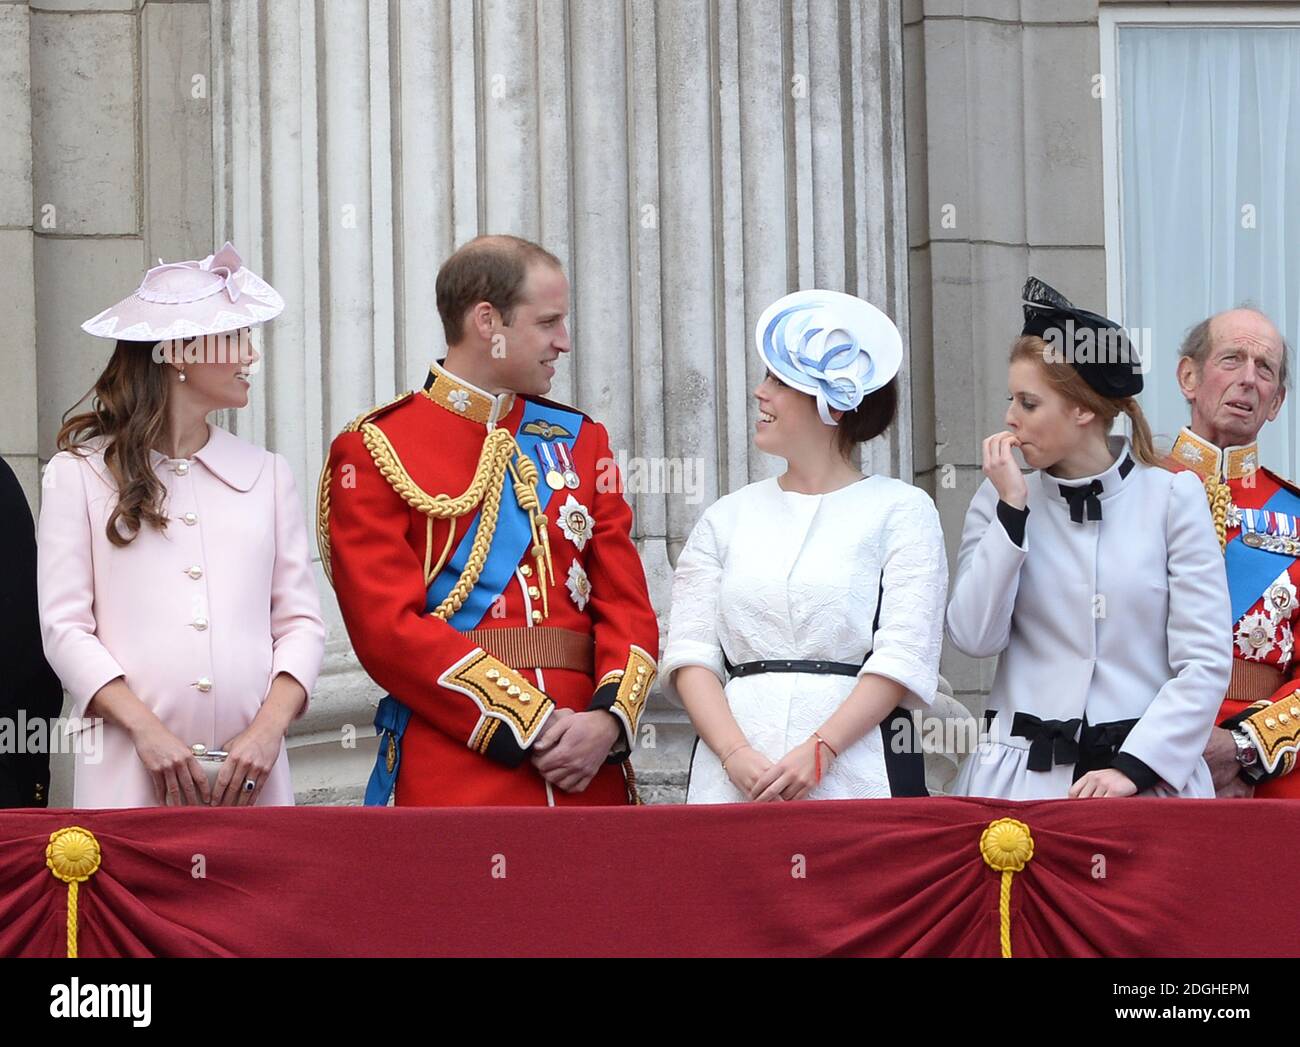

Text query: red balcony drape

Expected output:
[1,797,1294,957]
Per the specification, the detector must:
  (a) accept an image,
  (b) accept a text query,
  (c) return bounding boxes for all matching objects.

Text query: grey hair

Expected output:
[1178,305,1291,392]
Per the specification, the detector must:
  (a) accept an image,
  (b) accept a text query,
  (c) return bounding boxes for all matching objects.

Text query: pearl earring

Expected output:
[178,369,187,383]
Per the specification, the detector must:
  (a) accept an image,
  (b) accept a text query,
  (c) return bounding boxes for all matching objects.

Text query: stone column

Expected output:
[0,2,40,511]
[904,0,1107,715]
[19,0,214,805]
[204,0,915,803]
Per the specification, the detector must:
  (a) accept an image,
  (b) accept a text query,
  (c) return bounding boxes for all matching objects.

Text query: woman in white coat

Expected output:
[947,278,1232,800]
[661,290,948,803]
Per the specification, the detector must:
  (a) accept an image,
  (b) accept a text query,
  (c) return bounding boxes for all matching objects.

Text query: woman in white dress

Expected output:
[947,278,1232,800]
[661,290,948,803]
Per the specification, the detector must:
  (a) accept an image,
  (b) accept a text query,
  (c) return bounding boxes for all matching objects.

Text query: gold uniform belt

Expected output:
[462,626,595,676]
[1225,660,1287,704]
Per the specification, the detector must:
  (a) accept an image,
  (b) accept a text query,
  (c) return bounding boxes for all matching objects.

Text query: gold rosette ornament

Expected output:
[979,817,1034,958]
[46,826,102,958]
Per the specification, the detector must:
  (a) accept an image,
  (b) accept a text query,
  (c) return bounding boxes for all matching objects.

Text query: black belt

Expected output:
[724,658,864,679]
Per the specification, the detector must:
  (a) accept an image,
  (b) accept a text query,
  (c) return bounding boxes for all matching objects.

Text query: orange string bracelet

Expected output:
[812,732,839,784]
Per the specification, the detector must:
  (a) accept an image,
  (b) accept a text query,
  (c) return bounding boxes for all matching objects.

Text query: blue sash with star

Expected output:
[364,399,585,805]
[1225,484,1300,624]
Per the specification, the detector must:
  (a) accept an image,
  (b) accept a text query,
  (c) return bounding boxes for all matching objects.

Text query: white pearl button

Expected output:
[192,618,208,631]
[186,566,203,580]
[195,678,212,693]
[182,513,197,525]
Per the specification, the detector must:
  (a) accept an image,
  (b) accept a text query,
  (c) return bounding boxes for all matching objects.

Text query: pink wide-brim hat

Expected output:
[81,242,284,342]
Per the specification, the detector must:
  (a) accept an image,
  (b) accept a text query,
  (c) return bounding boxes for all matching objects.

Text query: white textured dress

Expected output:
[661,475,948,803]
[946,439,1232,800]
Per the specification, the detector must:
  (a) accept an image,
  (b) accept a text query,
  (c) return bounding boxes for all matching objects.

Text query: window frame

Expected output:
[1099,3,1300,323]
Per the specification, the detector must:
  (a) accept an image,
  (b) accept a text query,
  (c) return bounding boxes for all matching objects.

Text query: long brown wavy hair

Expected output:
[56,341,173,546]
[1011,335,1159,466]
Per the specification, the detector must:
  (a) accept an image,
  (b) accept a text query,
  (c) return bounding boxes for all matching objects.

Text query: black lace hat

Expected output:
[1020,277,1143,398]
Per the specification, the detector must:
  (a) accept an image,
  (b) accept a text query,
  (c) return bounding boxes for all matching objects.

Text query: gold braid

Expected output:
[359,424,553,622]
[318,392,413,589]
[317,454,334,585]
[509,455,554,613]
[1205,478,1232,554]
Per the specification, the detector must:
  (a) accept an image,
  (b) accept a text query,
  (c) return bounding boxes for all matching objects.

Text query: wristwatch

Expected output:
[1232,728,1262,781]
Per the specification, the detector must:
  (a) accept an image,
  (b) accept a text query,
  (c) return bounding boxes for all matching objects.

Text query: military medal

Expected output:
[537,443,565,491]
[1239,507,1300,555]
[556,442,580,489]
[557,494,594,551]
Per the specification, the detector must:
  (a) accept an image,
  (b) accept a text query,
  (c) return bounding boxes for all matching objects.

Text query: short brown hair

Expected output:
[834,378,897,457]
[436,235,562,346]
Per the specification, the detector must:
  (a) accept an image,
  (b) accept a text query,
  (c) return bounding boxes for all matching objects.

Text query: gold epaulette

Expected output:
[316,392,415,587]
[343,391,415,433]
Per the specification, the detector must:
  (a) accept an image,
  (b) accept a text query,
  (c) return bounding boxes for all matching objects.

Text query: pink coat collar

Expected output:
[148,424,267,491]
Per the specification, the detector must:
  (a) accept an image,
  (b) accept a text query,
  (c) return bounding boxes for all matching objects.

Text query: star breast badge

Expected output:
[1267,573,1298,621]
[557,494,594,551]
[566,560,592,612]
[1235,611,1277,661]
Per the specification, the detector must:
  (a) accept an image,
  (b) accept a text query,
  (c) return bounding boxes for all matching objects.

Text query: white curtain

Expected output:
[1118,26,1300,475]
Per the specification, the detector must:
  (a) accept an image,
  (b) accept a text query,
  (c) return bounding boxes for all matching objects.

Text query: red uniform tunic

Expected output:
[1168,428,1300,797]
[321,361,660,806]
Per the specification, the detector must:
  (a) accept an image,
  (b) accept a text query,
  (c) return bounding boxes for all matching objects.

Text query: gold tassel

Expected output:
[979,818,1034,958]
[46,826,102,958]
[1205,479,1232,554]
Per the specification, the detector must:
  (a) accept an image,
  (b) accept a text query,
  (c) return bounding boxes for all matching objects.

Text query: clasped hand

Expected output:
[530,707,621,793]
[131,718,281,806]
[728,738,830,803]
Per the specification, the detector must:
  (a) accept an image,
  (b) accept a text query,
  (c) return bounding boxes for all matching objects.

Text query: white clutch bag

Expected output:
[164,745,228,806]
[195,751,227,792]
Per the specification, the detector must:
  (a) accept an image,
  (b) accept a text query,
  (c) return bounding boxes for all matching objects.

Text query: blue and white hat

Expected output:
[755,289,903,426]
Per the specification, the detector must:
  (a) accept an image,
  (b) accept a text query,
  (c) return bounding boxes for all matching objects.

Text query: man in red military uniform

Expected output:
[1165,307,1300,798]
[319,235,659,806]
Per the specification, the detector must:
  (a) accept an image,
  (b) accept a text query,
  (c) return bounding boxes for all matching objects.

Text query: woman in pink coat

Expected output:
[38,244,325,808]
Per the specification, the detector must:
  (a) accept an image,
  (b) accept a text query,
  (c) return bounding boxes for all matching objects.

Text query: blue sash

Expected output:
[364,399,585,805]
[1225,483,1300,624]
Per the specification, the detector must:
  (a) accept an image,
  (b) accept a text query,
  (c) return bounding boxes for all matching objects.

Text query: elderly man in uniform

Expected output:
[1166,307,1300,798]
[321,235,659,806]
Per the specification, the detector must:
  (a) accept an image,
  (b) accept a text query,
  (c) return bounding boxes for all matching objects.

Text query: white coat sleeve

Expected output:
[659,505,726,708]
[1118,470,1232,791]
[945,478,1029,658]
[860,489,948,707]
